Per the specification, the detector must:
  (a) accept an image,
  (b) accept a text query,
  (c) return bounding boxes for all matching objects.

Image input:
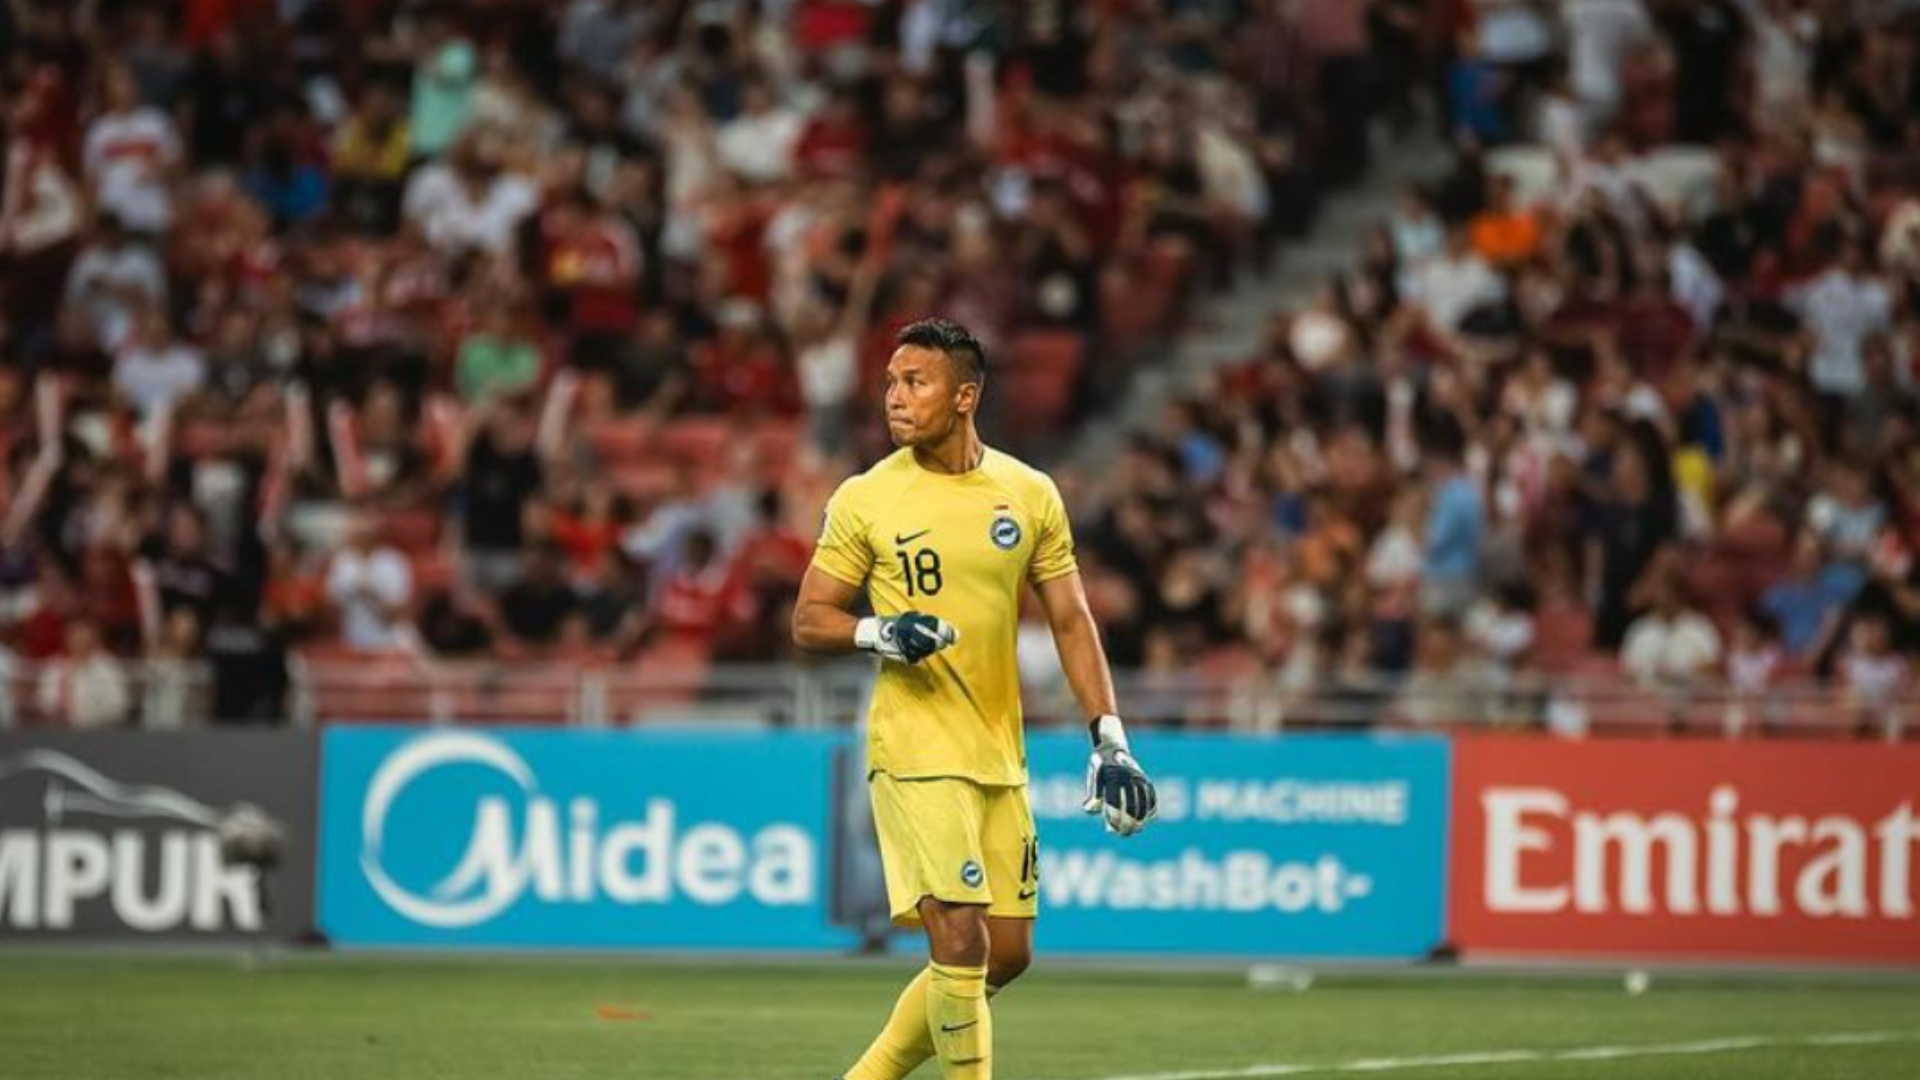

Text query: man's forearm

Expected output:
[1053,610,1119,719]
[792,601,862,656]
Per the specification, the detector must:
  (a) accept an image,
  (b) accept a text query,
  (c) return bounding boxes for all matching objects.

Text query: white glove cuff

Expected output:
[1090,714,1130,753]
[854,616,884,653]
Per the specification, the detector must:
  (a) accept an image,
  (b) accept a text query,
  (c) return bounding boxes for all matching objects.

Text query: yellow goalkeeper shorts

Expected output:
[868,771,1040,927]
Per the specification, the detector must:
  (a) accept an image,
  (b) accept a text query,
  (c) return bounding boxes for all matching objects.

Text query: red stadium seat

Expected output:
[382,508,442,554]
[604,636,713,720]
[753,420,803,483]
[409,553,457,598]
[175,419,236,459]
[994,330,1088,432]
[658,418,733,467]
[1530,602,1595,673]
[610,462,680,501]
[477,664,579,724]
[299,645,436,723]
[588,421,655,467]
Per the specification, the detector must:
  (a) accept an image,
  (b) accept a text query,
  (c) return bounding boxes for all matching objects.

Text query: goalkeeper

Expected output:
[794,318,1157,1080]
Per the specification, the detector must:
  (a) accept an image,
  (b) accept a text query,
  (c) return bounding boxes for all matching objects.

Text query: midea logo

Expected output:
[360,732,814,929]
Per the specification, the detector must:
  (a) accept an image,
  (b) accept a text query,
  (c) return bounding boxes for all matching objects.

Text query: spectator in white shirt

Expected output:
[63,216,168,351]
[1839,612,1907,737]
[1622,577,1723,690]
[1388,185,1445,268]
[1805,460,1885,568]
[113,308,207,422]
[82,64,181,235]
[1470,0,1554,68]
[1723,607,1783,735]
[1745,0,1816,120]
[36,618,132,728]
[141,607,204,731]
[1366,489,1426,593]
[402,131,539,257]
[717,76,804,185]
[1,89,83,262]
[1466,581,1537,677]
[325,516,414,650]
[1400,225,1506,334]
[1785,240,1893,403]
[1562,0,1655,125]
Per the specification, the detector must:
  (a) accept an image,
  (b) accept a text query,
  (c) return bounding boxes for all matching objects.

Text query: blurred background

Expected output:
[0,0,1918,976]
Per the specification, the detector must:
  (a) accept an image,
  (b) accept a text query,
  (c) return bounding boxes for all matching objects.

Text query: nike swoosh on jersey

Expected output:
[1017,888,1037,901]
[893,528,932,545]
[941,1021,979,1033]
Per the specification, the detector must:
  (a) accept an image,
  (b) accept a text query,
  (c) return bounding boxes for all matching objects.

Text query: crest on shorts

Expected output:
[989,514,1022,551]
[960,860,985,888]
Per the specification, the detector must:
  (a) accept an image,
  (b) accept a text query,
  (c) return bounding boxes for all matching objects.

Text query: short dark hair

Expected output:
[896,317,987,385]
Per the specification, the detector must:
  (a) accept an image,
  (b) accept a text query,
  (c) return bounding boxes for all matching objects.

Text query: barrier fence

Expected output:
[7,657,1909,739]
[4,726,1914,966]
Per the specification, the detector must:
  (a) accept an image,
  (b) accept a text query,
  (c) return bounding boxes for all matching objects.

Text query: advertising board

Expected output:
[1450,735,1920,964]
[1027,732,1451,959]
[0,729,317,940]
[318,727,852,949]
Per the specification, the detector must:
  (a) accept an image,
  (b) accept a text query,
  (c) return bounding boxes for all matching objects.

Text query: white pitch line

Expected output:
[1028,1029,1916,1080]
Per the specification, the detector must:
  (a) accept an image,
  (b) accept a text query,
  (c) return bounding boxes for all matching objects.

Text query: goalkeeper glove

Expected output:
[1081,714,1157,836]
[855,611,958,665]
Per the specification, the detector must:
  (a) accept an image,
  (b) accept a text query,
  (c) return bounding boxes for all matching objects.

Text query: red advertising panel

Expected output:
[1450,735,1920,965]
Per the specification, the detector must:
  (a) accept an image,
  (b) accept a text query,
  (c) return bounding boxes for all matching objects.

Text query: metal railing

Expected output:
[0,659,213,730]
[285,654,875,729]
[0,656,1910,740]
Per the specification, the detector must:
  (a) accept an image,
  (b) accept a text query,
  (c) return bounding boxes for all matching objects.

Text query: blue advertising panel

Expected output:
[318,727,855,949]
[1028,732,1451,959]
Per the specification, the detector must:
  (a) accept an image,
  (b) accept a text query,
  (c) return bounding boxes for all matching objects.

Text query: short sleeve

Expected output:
[372,552,413,605]
[1028,475,1079,584]
[325,555,355,601]
[810,482,873,587]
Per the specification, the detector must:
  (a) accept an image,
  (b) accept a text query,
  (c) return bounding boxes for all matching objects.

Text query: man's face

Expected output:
[884,345,973,448]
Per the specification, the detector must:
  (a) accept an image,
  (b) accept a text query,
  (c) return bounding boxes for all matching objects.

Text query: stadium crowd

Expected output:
[1047,0,1920,731]
[0,0,1916,734]
[0,0,1359,726]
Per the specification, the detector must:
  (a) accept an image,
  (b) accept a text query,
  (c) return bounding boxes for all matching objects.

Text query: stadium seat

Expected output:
[298,645,436,724]
[610,462,680,501]
[658,418,733,467]
[409,553,458,598]
[995,331,1088,433]
[752,420,803,484]
[588,420,655,467]
[605,636,712,721]
[1529,601,1594,673]
[474,664,579,725]
[175,419,237,459]
[382,508,442,554]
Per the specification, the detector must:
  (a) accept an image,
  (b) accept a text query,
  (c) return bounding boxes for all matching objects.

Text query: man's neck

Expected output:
[912,426,984,476]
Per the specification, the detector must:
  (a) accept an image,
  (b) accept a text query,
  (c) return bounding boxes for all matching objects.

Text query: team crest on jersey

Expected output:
[960,860,985,888]
[989,514,1022,551]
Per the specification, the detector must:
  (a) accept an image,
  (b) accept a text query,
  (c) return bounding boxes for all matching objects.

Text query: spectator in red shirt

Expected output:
[653,529,740,642]
[693,300,800,417]
[550,480,625,580]
[540,185,642,371]
[795,90,868,180]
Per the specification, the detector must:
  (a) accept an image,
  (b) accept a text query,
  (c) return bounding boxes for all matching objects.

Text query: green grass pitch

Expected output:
[2,954,1916,1080]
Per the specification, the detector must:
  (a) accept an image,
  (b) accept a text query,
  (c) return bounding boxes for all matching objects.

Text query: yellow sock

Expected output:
[845,967,935,1080]
[926,962,992,1079]
[844,968,1006,1080]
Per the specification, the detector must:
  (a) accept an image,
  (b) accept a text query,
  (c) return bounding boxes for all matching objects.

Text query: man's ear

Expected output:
[955,378,981,418]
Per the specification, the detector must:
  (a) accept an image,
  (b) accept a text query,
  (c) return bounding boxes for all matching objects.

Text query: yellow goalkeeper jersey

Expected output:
[810,446,1078,786]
